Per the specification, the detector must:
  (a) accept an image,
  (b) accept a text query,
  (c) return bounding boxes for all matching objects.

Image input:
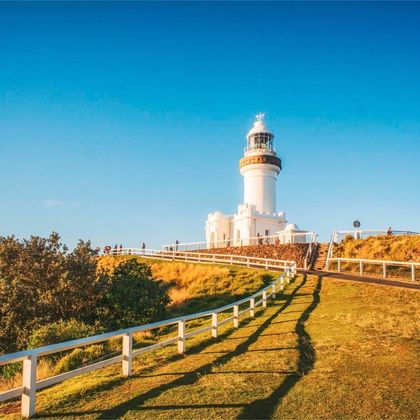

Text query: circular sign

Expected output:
[353,220,361,228]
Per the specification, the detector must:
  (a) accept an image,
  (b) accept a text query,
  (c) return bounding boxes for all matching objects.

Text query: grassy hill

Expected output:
[98,255,278,314]
[331,235,420,280]
[1,263,419,419]
[333,234,420,262]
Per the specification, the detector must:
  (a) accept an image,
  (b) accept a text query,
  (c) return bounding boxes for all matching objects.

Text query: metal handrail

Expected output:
[0,266,295,418]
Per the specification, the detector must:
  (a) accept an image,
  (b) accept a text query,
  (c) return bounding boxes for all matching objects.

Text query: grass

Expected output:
[1,270,419,419]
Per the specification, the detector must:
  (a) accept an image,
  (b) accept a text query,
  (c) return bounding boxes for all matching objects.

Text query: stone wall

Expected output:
[200,243,309,268]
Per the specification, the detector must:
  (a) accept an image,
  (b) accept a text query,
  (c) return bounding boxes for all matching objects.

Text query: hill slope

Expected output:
[1,273,419,419]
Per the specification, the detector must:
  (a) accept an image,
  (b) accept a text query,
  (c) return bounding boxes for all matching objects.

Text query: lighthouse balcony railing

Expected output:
[244,144,276,154]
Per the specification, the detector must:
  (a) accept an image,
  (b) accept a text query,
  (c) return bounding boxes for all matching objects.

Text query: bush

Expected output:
[54,345,105,374]
[96,259,170,331]
[27,319,97,349]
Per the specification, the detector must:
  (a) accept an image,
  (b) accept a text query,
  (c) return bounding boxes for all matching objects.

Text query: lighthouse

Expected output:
[240,113,281,213]
[205,114,305,248]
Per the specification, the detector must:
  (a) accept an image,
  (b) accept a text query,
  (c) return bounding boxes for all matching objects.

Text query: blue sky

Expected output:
[0,2,419,248]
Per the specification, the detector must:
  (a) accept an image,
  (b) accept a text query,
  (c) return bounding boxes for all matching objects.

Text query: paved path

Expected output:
[298,269,420,291]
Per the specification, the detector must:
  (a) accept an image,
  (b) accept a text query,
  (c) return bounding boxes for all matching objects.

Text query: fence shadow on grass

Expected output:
[238,275,323,419]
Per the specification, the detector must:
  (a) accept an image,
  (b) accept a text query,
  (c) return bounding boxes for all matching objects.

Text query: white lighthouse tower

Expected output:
[205,114,305,248]
[240,113,281,213]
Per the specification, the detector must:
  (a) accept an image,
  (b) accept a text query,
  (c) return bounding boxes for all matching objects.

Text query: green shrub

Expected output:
[96,259,170,331]
[27,319,97,349]
[54,344,105,374]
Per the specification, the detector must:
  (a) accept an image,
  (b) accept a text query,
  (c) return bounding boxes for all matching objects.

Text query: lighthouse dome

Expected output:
[247,113,274,141]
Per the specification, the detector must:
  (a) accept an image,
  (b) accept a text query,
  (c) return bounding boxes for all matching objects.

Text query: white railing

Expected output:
[303,232,318,270]
[163,231,316,252]
[107,248,297,272]
[0,269,295,418]
[326,257,419,282]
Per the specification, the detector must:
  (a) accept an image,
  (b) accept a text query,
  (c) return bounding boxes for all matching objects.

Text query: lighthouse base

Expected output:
[205,203,306,249]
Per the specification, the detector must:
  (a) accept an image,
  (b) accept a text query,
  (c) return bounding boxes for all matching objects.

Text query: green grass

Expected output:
[1,272,419,419]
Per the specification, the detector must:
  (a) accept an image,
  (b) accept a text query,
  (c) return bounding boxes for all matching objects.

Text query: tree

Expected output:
[0,233,100,353]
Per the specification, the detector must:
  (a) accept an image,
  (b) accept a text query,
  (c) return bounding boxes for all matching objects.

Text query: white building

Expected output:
[205,114,307,248]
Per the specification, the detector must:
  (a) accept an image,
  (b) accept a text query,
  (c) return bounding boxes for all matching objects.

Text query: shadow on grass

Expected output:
[238,275,323,419]
[38,276,306,418]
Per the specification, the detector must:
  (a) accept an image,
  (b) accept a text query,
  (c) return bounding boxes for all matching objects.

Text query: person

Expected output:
[113,244,118,255]
[275,238,280,246]
[175,239,179,251]
[142,242,146,254]
[257,233,263,245]
[104,245,111,255]
[387,226,392,235]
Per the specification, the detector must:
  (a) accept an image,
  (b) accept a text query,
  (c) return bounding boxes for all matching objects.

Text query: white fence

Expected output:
[163,231,317,251]
[0,268,295,418]
[326,257,419,282]
[107,248,298,272]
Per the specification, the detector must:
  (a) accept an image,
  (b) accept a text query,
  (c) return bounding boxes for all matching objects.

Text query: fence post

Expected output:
[250,298,255,317]
[247,257,250,268]
[412,264,415,282]
[359,260,363,275]
[337,260,341,272]
[211,312,218,338]
[122,333,133,376]
[233,305,239,328]
[271,284,276,299]
[21,354,37,418]
[265,259,268,270]
[262,291,267,308]
[178,320,186,354]
[230,255,233,265]
[280,278,284,291]
[326,259,329,271]
[382,262,386,278]
[213,255,215,264]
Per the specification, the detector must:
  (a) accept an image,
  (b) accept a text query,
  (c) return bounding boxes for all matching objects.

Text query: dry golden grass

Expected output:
[334,234,420,262]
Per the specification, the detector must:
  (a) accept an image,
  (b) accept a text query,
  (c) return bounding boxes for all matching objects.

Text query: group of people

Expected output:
[164,240,180,252]
[103,242,147,255]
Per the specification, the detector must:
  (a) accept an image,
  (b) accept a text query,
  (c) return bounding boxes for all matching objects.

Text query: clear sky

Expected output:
[0,2,419,248]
